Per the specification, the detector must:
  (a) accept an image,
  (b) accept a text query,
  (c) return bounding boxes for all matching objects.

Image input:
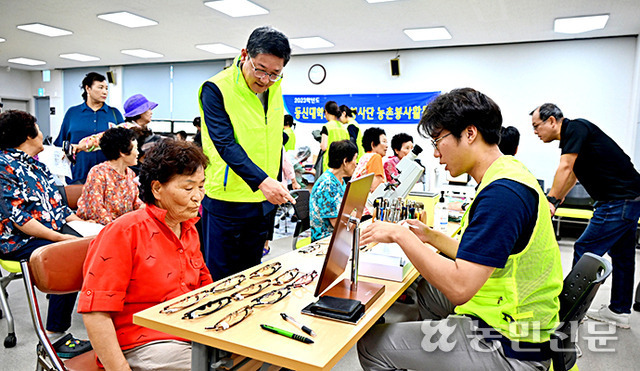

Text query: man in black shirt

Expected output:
[531,103,640,328]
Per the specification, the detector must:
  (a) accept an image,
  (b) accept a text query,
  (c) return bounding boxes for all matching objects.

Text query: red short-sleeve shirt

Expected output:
[78,204,213,350]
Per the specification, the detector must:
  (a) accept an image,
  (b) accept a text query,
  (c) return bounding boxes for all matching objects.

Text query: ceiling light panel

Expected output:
[554,14,609,34]
[196,43,240,54]
[121,49,164,58]
[0,38,5,42]
[404,27,452,41]
[60,53,101,62]
[8,57,46,66]
[17,23,72,37]
[204,0,269,17]
[98,12,158,28]
[290,37,334,49]
[365,0,398,3]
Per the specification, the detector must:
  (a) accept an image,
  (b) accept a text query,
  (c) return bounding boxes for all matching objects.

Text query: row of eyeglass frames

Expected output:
[160,261,318,331]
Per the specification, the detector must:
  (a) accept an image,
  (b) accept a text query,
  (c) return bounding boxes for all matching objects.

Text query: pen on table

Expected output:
[280,312,316,337]
[260,324,314,344]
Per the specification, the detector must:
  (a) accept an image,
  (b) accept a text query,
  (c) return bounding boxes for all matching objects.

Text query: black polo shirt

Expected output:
[560,118,640,201]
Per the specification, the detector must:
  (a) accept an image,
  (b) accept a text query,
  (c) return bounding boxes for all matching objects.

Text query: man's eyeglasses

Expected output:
[430,132,452,150]
[532,119,547,131]
[248,58,283,82]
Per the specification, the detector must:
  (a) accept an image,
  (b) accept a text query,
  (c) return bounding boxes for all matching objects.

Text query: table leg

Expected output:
[191,342,212,371]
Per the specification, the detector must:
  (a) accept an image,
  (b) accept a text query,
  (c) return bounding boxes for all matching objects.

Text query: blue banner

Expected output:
[283,92,439,124]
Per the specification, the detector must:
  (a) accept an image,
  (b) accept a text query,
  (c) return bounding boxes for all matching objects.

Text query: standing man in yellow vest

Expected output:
[283,114,296,152]
[198,26,295,280]
[357,88,563,370]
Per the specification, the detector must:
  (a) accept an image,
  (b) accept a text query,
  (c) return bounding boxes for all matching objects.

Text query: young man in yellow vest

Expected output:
[198,26,295,280]
[357,88,563,370]
[283,114,296,152]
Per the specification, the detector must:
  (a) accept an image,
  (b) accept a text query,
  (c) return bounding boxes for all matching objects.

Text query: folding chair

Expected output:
[20,237,101,371]
[0,257,21,347]
[550,252,612,371]
[290,189,310,250]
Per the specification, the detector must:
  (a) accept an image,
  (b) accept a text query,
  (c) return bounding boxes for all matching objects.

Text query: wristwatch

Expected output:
[546,195,562,208]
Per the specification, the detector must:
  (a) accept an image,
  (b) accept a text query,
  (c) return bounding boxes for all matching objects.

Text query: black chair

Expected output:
[562,182,594,209]
[290,189,310,250]
[551,252,612,371]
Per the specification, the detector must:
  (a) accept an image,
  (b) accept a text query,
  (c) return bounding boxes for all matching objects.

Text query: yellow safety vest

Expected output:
[347,118,364,162]
[455,156,563,343]
[283,126,296,151]
[198,56,283,203]
[322,120,349,171]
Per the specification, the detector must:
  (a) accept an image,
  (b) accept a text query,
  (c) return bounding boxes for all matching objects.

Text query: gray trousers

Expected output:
[356,279,551,371]
[123,340,191,371]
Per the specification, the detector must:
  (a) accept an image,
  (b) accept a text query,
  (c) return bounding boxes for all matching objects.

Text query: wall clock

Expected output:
[308,64,326,85]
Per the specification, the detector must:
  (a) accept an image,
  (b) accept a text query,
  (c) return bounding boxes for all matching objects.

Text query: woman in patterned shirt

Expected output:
[77,127,143,225]
[0,110,90,357]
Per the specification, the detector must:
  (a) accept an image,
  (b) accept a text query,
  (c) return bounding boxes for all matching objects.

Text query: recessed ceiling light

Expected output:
[204,0,269,17]
[0,38,5,42]
[554,14,609,34]
[98,11,158,28]
[8,57,46,66]
[403,27,452,41]
[196,43,240,54]
[17,23,72,37]
[121,49,164,59]
[59,53,101,62]
[365,0,398,3]
[289,37,334,49]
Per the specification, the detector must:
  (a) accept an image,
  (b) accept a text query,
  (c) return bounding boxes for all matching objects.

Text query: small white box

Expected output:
[359,243,413,282]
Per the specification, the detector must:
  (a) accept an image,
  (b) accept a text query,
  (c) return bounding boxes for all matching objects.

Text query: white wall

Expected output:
[2,36,638,187]
[280,37,639,187]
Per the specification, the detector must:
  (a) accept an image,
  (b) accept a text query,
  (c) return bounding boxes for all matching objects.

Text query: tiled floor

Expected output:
[2,234,640,370]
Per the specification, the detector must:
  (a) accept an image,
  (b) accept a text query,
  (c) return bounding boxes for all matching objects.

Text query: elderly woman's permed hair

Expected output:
[138,140,208,204]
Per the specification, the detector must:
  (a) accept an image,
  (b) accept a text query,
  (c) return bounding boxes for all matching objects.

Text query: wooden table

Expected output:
[133,243,419,371]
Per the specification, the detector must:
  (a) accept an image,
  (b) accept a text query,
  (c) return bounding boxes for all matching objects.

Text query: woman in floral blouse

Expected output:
[77,127,143,225]
[0,110,90,357]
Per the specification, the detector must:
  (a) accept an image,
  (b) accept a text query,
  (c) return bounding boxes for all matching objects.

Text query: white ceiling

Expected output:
[1,0,639,71]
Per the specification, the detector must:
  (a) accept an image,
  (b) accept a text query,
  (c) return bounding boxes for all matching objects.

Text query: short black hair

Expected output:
[498,126,520,156]
[284,114,294,127]
[193,117,201,128]
[418,88,502,145]
[362,127,386,152]
[340,105,357,118]
[0,110,39,149]
[139,140,208,204]
[328,140,357,169]
[246,26,291,66]
[324,101,340,117]
[176,131,188,140]
[530,103,564,121]
[81,72,107,102]
[391,133,413,154]
[100,127,135,161]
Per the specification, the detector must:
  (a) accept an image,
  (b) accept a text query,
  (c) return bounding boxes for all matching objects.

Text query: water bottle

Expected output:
[434,191,448,233]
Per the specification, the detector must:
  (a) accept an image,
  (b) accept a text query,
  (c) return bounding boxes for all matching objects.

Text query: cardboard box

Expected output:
[358,243,413,282]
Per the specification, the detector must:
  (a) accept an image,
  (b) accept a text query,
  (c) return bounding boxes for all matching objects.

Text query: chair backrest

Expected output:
[562,182,594,209]
[21,237,95,371]
[64,184,84,211]
[290,189,310,249]
[29,237,94,294]
[552,252,612,371]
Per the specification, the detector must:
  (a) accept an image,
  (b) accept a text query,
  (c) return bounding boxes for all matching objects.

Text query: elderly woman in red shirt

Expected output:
[78,140,212,370]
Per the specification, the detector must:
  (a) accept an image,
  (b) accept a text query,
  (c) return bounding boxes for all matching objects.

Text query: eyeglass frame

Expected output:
[159,273,245,314]
[430,132,453,150]
[247,58,284,82]
[249,262,282,278]
[204,270,318,331]
[532,118,549,131]
[181,296,233,320]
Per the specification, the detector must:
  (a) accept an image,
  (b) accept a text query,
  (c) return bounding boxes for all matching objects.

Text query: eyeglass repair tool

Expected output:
[280,313,316,337]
